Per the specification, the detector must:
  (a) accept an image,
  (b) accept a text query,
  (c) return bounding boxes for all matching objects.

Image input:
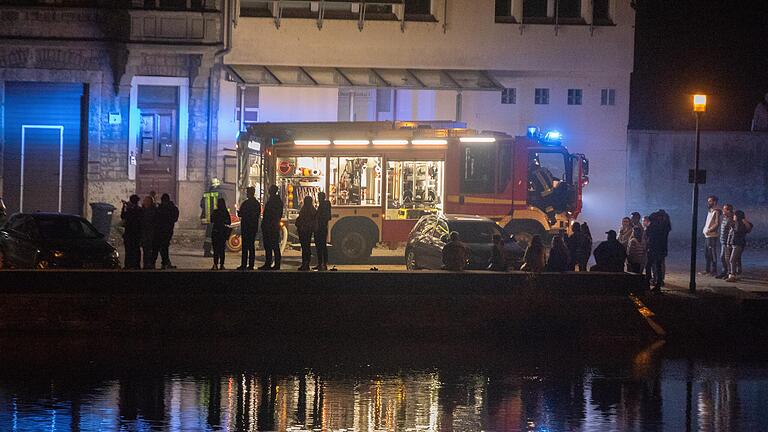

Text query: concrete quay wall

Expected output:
[0,271,650,340]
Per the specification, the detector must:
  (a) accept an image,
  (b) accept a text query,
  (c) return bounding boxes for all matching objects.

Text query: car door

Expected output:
[423,218,450,269]
[1,216,36,267]
[13,217,42,267]
[410,216,436,269]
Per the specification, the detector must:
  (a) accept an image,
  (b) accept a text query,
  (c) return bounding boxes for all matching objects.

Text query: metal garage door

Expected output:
[3,82,85,215]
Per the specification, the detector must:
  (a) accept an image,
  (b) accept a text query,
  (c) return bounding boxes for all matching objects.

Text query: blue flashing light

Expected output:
[527,126,539,138]
[544,130,562,141]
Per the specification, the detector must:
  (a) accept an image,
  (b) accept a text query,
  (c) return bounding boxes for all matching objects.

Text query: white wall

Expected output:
[259,87,339,122]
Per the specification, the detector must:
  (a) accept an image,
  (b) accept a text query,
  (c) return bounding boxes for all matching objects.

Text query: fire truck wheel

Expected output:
[336,230,371,262]
[226,233,242,253]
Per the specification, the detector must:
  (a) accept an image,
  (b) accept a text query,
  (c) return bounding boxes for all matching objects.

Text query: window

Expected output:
[601,88,616,106]
[567,89,583,105]
[330,157,382,206]
[277,157,327,209]
[236,86,259,129]
[240,0,272,17]
[498,142,513,192]
[523,0,547,18]
[501,88,516,105]
[592,0,612,24]
[223,156,238,185]
[447,221,501,244]
[534,88,549,105]
[557,0,581,19]
[386,160,443,220]
[405,0,431,15]
[461,144,496,194]
[495,0,514,21]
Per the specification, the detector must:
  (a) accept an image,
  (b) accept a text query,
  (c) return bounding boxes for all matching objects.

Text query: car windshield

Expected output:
[34,216,101,240]
[447,221,500,244]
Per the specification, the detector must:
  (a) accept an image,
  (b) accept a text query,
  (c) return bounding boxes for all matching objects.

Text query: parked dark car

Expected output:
[405,214,506,270]
[0,213,119,269]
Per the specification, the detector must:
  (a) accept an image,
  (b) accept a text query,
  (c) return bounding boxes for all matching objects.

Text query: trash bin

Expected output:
[90,202,116,238]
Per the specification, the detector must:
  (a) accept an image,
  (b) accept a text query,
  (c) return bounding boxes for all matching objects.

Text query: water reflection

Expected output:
[1,342,767,431]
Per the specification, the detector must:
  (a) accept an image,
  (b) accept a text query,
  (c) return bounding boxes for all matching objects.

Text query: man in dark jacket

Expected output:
[156,193,179,270]
[645,211,670,291]
[120,194,142,269]
[314,191,332,271]
[591,230,627,272]
[259,185,284,270]
[237,186,261,271]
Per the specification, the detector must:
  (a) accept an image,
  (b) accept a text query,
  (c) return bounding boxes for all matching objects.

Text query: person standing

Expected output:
[580,222,594,271]
[259,185,284,270]
[545,234,570,272]
[314,192,332,271]
[200,178,226,257]
[701,195,722,276]
[716,204,735,279]
[726,210,749,282]
[120,194,143,269]
[566,222,583,271]
[618,217,633,249]
[237,186,261,271]
[156,193,179,270]
[751,92,768,131]
[211,197,231,270]
[646,212,667,292]
[630,212,643,230]
[522,234,546,273]
[295,196,317,271]
[140,195,158,270]
[626,226,647,274]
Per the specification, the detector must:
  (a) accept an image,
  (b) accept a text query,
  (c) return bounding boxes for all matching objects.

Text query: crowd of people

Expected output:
[120,191,179,270]
[701,195,753,282]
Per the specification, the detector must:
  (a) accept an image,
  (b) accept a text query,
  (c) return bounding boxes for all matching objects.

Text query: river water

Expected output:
[0,337,766,432]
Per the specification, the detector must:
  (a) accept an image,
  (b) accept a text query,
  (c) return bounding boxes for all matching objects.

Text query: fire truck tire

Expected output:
[507,221,546,249]
[226,233,242,253]
[331,218,377,263]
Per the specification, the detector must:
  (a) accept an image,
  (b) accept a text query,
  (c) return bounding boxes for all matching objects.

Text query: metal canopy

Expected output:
[227,65,504,91]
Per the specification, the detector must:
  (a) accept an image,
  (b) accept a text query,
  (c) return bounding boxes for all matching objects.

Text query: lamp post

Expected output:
[689,94,707,293]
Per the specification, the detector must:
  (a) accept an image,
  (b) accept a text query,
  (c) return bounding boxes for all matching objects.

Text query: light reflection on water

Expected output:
[1,343,767,431]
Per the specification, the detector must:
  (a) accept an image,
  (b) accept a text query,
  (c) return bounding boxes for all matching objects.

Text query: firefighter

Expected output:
[528,156,568,221]
[200,178,227,257]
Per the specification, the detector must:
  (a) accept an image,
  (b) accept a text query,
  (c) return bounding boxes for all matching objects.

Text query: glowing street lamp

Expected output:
[689,94,707,293]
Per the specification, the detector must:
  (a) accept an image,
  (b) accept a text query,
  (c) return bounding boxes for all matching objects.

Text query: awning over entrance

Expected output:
[226,65,503,90]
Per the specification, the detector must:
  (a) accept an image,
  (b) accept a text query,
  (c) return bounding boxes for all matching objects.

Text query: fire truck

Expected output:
[235,121,589,261]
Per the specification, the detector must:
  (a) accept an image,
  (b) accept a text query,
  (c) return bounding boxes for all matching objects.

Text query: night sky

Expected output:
[630,0,768,131]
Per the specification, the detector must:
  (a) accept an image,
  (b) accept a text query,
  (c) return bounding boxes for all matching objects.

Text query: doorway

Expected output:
[135,85,179,202]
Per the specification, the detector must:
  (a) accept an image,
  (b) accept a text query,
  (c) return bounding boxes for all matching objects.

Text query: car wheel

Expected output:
[405,248,420,270]
[337,230,371,262]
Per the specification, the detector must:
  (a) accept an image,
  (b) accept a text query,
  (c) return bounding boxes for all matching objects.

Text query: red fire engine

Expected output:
[236,121,589,261]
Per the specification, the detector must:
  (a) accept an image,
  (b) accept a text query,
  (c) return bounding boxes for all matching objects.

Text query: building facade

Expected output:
[217,0,635,233]
[0,0,228,225]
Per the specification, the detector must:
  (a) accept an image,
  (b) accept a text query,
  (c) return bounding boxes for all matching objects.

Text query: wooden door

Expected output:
[137,109,177,201]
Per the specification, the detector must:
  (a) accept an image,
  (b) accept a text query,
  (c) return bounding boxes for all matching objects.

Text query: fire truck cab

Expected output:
[237,121,588,261]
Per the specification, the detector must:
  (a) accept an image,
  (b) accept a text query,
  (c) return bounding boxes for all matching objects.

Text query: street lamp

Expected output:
[689,94,707,293]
